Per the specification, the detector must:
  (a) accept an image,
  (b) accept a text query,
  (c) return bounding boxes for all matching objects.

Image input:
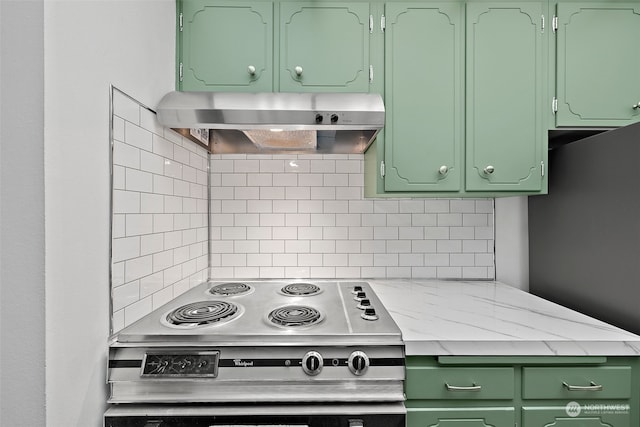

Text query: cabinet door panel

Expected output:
[279,2,370,92]
[181,0,273,91]
[408,407,515,427]
[466,3,544,192]
[523,406,631,427]
[557,3,640,127]
[384,3,463,192]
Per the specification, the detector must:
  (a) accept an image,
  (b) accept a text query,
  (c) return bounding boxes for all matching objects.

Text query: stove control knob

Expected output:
[302,351,323,376]
[354,291,367,302]
[348,351,369,376]
[357,298,371,310]
[361,307,379,321]
[351,285,363,294]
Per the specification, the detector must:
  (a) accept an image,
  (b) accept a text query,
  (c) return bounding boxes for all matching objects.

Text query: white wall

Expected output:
[44,1,174,425]
[495,196,529,290]
[1,1,46,426]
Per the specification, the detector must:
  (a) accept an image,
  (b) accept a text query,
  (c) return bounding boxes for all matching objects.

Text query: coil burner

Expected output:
[208,282,253,296]
[280,282,322,296]
[166,301,240,327]
[268,305,324,328]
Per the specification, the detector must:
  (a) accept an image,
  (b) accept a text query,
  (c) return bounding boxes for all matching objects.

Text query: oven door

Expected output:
[104,403,406,427]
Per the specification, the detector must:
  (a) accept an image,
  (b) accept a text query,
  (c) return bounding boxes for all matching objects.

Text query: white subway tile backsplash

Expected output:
[141,193,164,214]
[140,150,164,175]
[174,179,190,197]
[113,140,140,169]
[126,214,153,236]
[112,236,140,263]
[437,213,463,226]
[261,187,285,200]
[113,165,126,190]
[115,190,141,212]
[114,97,496,329]
[246,226,272,240]
[174,145,191,165]
[323,200,349,213]
[273,173,297,187]
[113,280,140,311]
[113,116,126,142]
[111,94,209,332]
[125,121,153,151]
[273,200,297,213]
[140,272,164,298]
[140,233,164,256]
[153,175,174,196]
[125,255,153,282]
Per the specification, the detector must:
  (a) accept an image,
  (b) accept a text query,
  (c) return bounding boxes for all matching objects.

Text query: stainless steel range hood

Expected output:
[156,91,385,154]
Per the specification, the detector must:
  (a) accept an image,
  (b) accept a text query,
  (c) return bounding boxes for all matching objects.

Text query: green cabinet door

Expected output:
[556,3,640,127]
[522,406,631,427]
[279,2,370,92]
[383,3,463,192]
[465,3,545,192]
[179,0,273,91]
[408,407,515,427]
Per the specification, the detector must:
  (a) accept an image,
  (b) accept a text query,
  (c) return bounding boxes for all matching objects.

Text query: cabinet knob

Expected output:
[633,102,640,110]
[247,65,256,76]
[438,165,449,176]
[294,66,303,76]
[483,165,495,175]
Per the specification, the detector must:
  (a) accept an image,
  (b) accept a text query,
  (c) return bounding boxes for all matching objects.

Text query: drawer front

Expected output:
[406,366,514,400]
[522,366,632,399]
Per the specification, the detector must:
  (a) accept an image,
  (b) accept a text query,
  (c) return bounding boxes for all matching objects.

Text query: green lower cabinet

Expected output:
[406,356,640,427]
[522,406,631,426]
[408,407,515,427]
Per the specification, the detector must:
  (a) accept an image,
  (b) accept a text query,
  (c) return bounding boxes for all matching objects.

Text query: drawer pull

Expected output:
[445,382,482,392]
[562,381,603,392]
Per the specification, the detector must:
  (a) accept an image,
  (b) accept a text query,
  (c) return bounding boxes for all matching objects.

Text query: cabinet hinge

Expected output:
[369,14,373,33]
[552,97,558,114]
[381,15,386,32]
[552,15,558,33]
[369,65,374,83]
[380,160,386,178]
[179,62,184,82]
[541,161,545,177]
[541,15,545,33]
[179,12,183,32]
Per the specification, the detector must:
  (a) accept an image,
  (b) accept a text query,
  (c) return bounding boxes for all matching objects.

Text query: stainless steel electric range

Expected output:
[105,280,406,427]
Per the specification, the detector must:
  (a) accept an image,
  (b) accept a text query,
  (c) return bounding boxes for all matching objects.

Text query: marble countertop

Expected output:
[369,279,640,356]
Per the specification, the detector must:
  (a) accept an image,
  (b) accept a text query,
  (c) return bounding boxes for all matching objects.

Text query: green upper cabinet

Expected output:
[179,0,274,91]
[383,3,463,192]
[279,2,371,92]
[465,2,546,192]
[555,3,640,127]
